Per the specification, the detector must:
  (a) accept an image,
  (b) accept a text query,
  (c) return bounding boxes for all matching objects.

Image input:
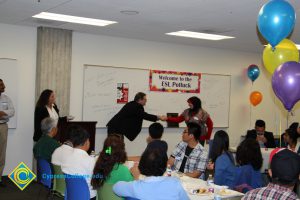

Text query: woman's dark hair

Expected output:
[285,128,299,145]
[210,130,232,163]
[138,148,168,176]
[187,96,202,114]
[36,89,53,107]
[289,122,299,132]
[236,138,262,171]
[91,135,127,188]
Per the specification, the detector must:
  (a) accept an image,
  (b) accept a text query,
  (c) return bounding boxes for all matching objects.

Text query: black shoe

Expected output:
[0,181,6,187]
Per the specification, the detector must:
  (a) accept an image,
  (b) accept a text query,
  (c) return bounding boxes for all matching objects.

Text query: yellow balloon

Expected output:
[263,39,299,74]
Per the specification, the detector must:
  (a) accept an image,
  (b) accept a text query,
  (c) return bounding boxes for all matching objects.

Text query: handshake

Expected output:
[158,115,168,121]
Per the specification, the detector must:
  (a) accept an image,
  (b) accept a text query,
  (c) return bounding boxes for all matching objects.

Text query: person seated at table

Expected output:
[61,127,96,199]
[234,138,263,193]
[51,125,80,166]
[284,128,300,154]
[33,117,60,163]
[113,147,189,200]
[242,148,300,200]
[146,122,168,153]
[246,119,276,148]
[168,122,208,178]
[91,134,134,200]
[207,130,236,188]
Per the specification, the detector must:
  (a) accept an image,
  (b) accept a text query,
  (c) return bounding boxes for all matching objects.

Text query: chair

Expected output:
[124,197,140,200]
[64,173,90,200]
[52,164,66,197]
[37,159,52,189]
[97,183,123,200]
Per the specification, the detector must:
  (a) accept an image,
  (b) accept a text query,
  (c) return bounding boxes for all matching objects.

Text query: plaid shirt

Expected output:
[242,183,299,200]
[171,141,208,174]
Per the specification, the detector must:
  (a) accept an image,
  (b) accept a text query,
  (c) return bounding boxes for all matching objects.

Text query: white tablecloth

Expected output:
[175,173,244,200]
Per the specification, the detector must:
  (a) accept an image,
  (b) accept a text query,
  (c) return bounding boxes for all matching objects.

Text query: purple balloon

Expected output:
[272,61,300,111]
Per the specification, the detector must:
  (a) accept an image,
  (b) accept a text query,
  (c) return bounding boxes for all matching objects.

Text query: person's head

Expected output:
[182,122,201,143]
[66,125,86,146]
[210,130,230,163]
[134,92,147,106]
[255,119,266,134]
[289,122,300,135]
[71,127,90,151]
[91,135,127,188]
[40,117,57,137]
[187,96,201,113]
[138,148,168,176]
[36,89,55,107]
[236,138,262,171]
[148,123,164,140]
[269,149,300,187]
[284,128,298,146]
[0,79,5,94]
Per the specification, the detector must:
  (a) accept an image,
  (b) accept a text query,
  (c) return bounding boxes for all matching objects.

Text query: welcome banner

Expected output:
[149,70,201,93]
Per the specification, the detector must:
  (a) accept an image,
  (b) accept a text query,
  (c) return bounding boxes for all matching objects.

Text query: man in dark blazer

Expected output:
[106,92,163,141]
[246,119,276,148]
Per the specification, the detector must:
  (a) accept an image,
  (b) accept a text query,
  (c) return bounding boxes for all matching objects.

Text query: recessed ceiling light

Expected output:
[166,31,235,40]
[32,12,117,26]
[264,44,300,50]
[120,10,139,15]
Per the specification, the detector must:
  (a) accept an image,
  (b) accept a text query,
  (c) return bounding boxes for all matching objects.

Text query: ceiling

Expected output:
[0,0,299,53]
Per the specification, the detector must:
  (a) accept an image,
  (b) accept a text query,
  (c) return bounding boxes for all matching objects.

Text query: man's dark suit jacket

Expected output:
[106,101,158,141]
[246,129,276,148]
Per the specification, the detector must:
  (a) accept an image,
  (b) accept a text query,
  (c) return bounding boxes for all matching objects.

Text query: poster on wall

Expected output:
[117,83,129,103]
[149,70,201,93]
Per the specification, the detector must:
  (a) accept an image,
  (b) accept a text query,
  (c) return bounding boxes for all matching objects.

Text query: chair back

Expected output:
[124,197,140,200]
[37,159,52,189]
[97,183,123,200]
[64,173,90,200]
[52,164,66,196]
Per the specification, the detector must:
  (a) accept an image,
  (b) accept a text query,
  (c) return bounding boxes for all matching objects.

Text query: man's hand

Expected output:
[158,115,168,121]
[257,134,267,143]
[0,111,7,119]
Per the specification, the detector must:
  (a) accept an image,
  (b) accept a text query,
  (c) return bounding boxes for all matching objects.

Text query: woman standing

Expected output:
[166,96,213,145]
[33,89,61,142]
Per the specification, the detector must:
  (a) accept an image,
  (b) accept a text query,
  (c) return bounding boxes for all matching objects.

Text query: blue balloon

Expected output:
[257,0,296,48]
[247,65,260,82]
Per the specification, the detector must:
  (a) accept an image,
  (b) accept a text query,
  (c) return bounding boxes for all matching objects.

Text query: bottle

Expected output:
[207,174,214,186]
[90,151,96,157]
[166,164,172,176]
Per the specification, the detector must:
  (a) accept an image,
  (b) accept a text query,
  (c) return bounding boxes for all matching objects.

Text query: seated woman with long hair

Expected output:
[284,128,300,154]
[234,138,263,193]
[91,135,134,200]
[207,130,236,188]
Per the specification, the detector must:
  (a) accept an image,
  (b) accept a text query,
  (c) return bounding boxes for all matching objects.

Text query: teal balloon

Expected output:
[247,65,260,82]
[257,0,296,48]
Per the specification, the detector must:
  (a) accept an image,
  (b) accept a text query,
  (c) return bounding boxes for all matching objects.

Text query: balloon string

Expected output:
[279,113,282,147]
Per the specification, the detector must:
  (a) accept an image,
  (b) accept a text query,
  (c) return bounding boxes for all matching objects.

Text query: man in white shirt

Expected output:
[61,127,96,199]
[51,125,83,166]
[0,79,15,187]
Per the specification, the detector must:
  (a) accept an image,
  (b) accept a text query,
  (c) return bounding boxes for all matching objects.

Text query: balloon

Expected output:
[263,39,299,74]
[250,91,263,106]
[247,65,260,82]
[257,0,296,48]
[272,61,300,111]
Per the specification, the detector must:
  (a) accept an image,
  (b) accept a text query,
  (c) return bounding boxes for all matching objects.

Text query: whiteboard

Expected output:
[0,59,18,128]
[83,65,230,128]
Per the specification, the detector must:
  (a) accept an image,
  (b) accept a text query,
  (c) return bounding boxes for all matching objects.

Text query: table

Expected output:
[178,174,244,200]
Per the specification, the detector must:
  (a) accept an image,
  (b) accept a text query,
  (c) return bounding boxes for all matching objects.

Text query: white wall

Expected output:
[1,23,299,174]
[0,23,36,175]
[70,32,300,157]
